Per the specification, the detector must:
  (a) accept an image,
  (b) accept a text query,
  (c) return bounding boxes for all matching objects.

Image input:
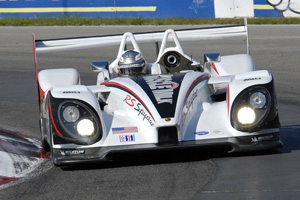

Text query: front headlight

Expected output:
[237,107,256,125]
[57,100,102,145]
[62,105,80,123]
[250,92,267,109]
[231,86,272,132]
[77,119,95,136]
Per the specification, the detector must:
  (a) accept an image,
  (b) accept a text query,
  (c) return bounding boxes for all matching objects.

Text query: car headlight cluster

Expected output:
[231,86,271,132]
[58,101,102,145]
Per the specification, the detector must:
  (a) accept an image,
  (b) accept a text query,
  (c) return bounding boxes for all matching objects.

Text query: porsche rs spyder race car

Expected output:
[33,21,282,166]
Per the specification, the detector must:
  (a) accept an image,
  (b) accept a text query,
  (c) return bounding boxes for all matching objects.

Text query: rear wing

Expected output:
[34,21,249,54]
[33,18,249,80]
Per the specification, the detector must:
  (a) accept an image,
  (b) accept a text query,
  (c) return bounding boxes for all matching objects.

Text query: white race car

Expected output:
[33,21,282,166]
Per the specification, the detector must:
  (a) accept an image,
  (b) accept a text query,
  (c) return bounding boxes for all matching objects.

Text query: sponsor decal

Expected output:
[183,89,198,114]
[124,95,136,107]
[62,91,80,94]
[251,135,274,143]
[143,75,179,104]
[244,77,261,82]
[60,149,85,156]
[180,74,210,126]
[103,81,156,122]
[194,131,209,136]
[104,75,183,118]
[212,130,222,134]
[112,127,138,134]
[134,103,155,126]
[119,135,135,142]
[181,89,198,126]
[124,95,154,126]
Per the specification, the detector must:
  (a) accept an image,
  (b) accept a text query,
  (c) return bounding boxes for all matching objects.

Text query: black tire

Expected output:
[40,119,51,152]
[49,125,59,167]
[41,136,51,152]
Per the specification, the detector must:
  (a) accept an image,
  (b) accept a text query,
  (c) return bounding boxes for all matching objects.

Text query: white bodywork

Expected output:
[33,20,281,165]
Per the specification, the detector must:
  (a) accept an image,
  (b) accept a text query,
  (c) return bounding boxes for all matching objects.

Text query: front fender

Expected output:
[228,70,280,132]
[48,85,106,145]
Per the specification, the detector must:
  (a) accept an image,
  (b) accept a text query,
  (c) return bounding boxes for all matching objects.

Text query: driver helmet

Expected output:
[118,50,146,75]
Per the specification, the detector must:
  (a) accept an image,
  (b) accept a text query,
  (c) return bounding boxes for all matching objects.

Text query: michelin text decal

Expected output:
[251,135,273,143]
[60,149,85,156]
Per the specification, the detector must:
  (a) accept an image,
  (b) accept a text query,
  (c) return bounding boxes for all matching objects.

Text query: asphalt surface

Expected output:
[0,25,300,199]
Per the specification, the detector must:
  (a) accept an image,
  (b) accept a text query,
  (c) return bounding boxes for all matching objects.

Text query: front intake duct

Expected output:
[158,126,178,145]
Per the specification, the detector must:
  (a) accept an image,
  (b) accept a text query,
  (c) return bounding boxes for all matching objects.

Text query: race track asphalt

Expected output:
[0,25,300,200]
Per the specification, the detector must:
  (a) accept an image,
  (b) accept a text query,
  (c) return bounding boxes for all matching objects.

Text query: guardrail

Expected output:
[0,0,299,18]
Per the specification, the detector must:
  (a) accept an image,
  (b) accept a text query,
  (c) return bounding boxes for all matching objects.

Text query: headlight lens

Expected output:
[62,105,80,122]
[250,92,266,109]
[231,86,272,132]
[57,100,102,145]
[77,119,95,136]
[237,107,256,124]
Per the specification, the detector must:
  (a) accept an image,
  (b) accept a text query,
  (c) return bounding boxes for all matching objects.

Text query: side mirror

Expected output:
[204,53,221,70]
[204,53,221,63]
[90,61,109,72]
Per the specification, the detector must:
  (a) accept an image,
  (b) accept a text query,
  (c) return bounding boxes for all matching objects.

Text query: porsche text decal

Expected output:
[62,91,80,94]
[244,77,261,81]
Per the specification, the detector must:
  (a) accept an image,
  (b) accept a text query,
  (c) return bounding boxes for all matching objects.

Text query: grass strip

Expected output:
[1,17,300,26]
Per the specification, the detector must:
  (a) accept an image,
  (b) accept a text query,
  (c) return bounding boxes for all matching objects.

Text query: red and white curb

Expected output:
[0,129,49,186]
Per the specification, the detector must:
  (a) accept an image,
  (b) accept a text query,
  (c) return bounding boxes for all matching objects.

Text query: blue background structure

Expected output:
[0,0,215,18]
[0,0,289,18]
[254,0,282,17]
